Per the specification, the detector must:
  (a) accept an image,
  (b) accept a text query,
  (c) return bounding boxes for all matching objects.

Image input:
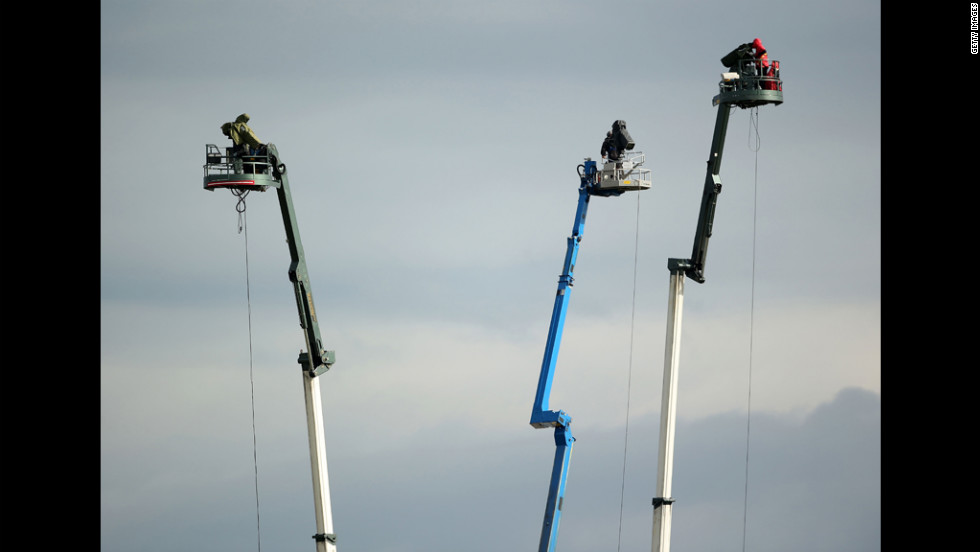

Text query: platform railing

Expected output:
[204,143,274,178]
[719,57,782,93]
[600,151,652,189]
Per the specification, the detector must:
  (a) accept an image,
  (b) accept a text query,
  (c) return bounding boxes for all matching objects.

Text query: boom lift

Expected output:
[530,120,652,552]
[651,42,782,552]
[204,116,339,552]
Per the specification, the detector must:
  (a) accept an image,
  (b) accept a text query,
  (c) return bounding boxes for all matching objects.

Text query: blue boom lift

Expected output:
[530,120,651,552]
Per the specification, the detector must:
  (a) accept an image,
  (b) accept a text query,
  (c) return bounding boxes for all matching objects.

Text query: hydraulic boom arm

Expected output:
[674,104,732,284]
[267,144,335,376]
[529,175,591,552]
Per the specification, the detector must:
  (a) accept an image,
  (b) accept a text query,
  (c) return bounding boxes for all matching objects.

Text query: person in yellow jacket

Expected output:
[221,113,264,156]
[221,114,267,174]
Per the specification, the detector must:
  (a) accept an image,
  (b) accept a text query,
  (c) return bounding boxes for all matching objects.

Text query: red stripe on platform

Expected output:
[207,180,256,187]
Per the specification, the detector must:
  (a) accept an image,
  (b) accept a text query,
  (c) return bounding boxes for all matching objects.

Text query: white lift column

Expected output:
[302,362,338,552]
[652,266,684,552]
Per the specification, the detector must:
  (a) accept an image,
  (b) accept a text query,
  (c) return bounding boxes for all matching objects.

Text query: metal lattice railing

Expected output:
[720,57,782,93]
[204,144,274,178]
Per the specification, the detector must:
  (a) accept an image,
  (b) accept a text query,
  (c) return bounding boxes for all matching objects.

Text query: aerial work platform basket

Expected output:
[203,144,281,192]
[713,56,784,108]
[595,151,652,194]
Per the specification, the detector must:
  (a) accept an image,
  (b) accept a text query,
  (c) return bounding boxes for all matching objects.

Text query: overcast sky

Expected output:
[101,1,880,551]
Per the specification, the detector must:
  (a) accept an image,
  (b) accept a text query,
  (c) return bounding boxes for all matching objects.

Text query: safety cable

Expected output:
[616,191,642,552]
[232,189,263,552]
[741,108,760,552]
[234,189,250,234]
[748,108,761,153]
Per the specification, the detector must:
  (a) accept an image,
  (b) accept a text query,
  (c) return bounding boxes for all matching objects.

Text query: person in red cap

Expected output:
[750,38,778,90]
[750,38,770,73]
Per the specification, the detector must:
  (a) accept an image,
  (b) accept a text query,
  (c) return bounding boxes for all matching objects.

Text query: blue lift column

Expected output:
[529,169,593,552]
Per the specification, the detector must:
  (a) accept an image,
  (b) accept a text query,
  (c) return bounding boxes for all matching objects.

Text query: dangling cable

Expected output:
[741,108,760,552]
[616,191,642,552]
[234,191,263,552]
[233,189,251,234]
